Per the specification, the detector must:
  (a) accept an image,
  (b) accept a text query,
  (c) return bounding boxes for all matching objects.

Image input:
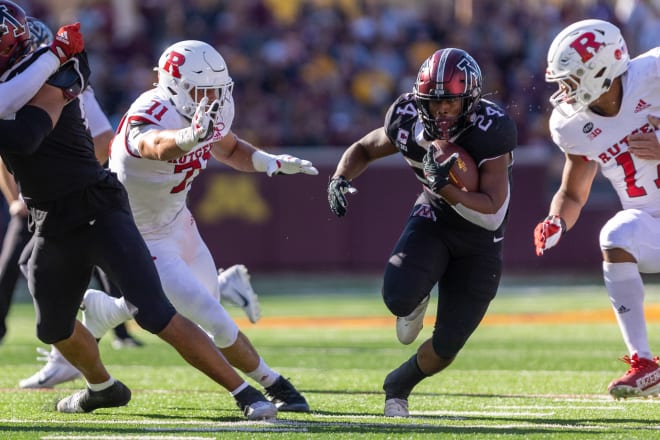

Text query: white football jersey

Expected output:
[549,47,660,216]
[109,87,235,235]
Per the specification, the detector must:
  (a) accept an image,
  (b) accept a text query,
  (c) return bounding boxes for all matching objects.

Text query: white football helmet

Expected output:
[156,40,234,119]
[546,19,629,117]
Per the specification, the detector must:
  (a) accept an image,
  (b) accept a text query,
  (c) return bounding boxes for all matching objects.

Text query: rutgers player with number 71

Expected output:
[534,19,660,399]
[97,40,316,417]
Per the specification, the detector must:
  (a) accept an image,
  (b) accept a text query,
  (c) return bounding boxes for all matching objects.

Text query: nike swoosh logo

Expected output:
[493,236,504,243]
[38,368,58,385]
[229,287,249,307]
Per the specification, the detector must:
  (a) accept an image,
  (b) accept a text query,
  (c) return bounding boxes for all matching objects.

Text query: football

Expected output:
[432,140,479,192]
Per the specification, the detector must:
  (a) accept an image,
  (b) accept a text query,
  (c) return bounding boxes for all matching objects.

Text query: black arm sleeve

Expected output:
[0,105,53,154]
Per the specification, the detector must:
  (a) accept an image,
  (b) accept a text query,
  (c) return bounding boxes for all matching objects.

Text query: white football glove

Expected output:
[175,97,221,151]
[252,151,319,177]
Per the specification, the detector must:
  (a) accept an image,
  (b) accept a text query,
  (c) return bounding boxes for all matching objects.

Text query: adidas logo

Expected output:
[634,99,651,113]
[617,305,631,314]
[56,31,69,43]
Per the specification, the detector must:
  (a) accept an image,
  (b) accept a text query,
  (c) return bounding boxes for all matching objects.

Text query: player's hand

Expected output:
[265,154,318,177]
[328,176,357,217]
[50,22,84,64]
[423,145,457,193]
[628,115,660,160]
[534,215,566,256]
[175,97,221,151]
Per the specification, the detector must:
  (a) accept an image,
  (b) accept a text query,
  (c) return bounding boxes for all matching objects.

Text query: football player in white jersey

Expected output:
[81,40,316,412]
[534,19,660,399]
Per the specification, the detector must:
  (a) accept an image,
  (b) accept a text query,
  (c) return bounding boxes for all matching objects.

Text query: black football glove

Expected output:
[422,145,458,193]
[328,176,356,217]
[46,50,91,102]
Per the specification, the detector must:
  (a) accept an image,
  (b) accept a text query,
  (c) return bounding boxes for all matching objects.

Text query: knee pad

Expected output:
[599,210,643,255]
[210,319,239,349]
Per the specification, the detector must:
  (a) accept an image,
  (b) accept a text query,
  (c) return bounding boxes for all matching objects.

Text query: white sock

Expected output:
[247,358,278,388]
[603,261,652,359]
[87,377,115,392]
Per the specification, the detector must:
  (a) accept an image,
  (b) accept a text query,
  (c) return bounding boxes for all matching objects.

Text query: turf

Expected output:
[2,276,660,439]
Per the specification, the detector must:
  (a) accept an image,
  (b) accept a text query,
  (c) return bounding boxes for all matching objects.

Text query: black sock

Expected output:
[383,354,427,400]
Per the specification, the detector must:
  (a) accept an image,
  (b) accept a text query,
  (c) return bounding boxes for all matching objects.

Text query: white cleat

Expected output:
[81,289,132,339]
[243,400,278,420]
[384,398,409,417]
[396,295,430,345]
[19,347,81,389]
[218,265,261,323]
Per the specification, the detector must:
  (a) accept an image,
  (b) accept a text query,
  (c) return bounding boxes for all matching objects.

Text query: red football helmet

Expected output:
[414,48,482,140]
[0,0,30,76]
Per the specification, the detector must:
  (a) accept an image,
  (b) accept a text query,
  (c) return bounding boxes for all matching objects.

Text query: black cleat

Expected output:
[234,385,278,420]
[56,380,131,413]
[265,376,310,412]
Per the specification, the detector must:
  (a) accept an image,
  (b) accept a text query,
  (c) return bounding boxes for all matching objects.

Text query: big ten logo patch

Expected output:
[195,174,269,223]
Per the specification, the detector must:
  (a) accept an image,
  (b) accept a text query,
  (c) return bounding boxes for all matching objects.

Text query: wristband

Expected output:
[545,214,567,234]
[251,150,276,173]
[174,127,197,152]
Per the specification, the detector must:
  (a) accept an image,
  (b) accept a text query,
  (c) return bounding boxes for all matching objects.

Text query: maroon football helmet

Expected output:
[414,48,482,140]
[0,0,30,76]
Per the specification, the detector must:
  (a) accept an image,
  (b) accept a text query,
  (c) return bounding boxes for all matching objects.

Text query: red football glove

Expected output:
[50,22,84,64]
[534,215,566,256]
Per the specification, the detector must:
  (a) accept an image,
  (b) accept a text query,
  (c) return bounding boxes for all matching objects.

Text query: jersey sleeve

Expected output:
[0,49,60,118]
[81,86,112,137]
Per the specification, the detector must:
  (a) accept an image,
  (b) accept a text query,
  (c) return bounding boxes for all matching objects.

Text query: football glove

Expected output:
[50,22,85,64]
[251,150,318,177]
[46,50,91,102]
[422,145,458,193]
[265,154,318,177]
[175,97,221,151]
[534,215,567,256]
[328,176,357,217]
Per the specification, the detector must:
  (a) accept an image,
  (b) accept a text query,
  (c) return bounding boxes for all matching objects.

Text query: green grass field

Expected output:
[2,274,660,439]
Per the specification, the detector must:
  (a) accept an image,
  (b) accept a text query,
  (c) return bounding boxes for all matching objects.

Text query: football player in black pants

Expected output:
[328,48,517,417]
[0,15,141,353]
[0,1,276,419]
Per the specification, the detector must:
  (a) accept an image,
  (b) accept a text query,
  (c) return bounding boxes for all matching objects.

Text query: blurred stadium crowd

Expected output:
[17,0,660,149]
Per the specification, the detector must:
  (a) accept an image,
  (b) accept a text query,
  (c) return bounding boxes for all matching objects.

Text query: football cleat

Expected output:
[56,380,131,413]
[19,347,81,389]
[384,398,409,417]
[396,295,430,345]
[608,354,660,399]
[265,376,310,412]
[111,335,144,350]
[234,385,278,420]
[81,289,132,339]
[218,265,261,324]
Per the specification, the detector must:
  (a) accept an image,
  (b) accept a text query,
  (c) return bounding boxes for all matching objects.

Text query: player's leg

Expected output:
[382,210,445,345]
[0,214,31,341]
[600,209,660,399]
[95,209,276,419]
[382,211,447,416]
[27,231,130,413]
[384,220,501,417]
[157,212,308,412]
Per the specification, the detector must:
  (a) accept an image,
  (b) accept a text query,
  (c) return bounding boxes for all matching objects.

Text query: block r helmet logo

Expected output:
[162,51,185,79]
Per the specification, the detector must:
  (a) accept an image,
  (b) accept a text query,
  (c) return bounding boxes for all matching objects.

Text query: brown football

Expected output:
[431,140,479,192]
